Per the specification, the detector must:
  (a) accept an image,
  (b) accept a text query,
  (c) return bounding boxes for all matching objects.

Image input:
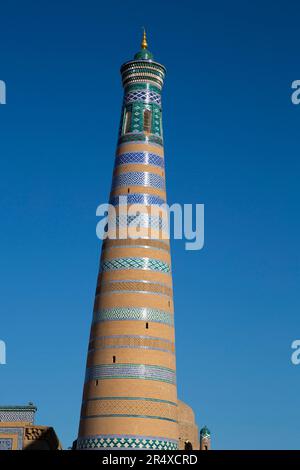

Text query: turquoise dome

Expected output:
[134,29,153,61]
[200,426,211,437]
[134,48,153,60]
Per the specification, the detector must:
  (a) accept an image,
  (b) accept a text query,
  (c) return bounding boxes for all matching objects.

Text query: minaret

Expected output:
[200,426,211,450]
[77,31,179,450]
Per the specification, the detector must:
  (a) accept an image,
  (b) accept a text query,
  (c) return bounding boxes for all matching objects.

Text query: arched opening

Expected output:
[143,109,152,133]
[124,109,131,134]
[113,355,116,363]
[184,440,193,450]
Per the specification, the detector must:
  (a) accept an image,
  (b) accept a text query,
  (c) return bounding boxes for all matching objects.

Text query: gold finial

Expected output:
[141,28,148,49]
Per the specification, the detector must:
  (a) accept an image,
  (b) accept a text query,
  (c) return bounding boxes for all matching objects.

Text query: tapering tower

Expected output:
[77,31,179,450]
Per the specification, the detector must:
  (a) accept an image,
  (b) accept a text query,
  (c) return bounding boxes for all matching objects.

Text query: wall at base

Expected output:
[0,422,62,450]
[177,400,199,450]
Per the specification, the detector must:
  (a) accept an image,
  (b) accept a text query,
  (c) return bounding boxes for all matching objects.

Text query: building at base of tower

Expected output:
[200,426,211,450]
[178,400,199,450]
[0,404,62,450]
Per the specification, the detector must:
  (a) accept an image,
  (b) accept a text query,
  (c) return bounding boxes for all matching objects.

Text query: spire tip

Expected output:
[141,27,148,49]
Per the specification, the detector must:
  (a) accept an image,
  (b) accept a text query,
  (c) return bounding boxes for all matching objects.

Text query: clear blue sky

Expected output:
[1,0,299,449]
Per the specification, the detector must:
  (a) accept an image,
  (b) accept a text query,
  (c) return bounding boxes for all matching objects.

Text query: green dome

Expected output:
[134,29,153,61]
[200,426,211,437]
[134,49,153,60]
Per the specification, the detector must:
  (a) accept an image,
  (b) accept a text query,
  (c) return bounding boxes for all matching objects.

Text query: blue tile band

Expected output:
[110,194,166,206]
[115,152,164,169]
[116,214,169,232]
[112,172,165,190]
[85,363,176,384]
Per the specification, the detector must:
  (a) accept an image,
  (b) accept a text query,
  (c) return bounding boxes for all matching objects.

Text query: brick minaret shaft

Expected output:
[77,32,178,450]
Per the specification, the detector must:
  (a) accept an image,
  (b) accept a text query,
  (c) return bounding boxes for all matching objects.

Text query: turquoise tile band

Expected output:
[100,257,171,273]
[92,307,174,326]
[77,434,178,450]
[85,363,176,385]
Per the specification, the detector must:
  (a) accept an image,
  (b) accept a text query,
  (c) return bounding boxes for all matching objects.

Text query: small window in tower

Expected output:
[143,109,152,133]
[146,322,149,329]
[113,355,116,363]
[124,110,131,134]
[127,188,130,193]
[95,379,98,386]
[168,300,170,307]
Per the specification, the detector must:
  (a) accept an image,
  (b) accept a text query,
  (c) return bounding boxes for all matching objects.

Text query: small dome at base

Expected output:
[200,426,211,437]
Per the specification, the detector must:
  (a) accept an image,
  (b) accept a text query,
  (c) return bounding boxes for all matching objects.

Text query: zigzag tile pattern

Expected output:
[110,193,166,206]
[85,364,176,384]
[115,214,169,232]
[114,152,164,169]
[92,307,174,326]
[112,172,165,190]
[77,435,178,450]
[100,257,171,274]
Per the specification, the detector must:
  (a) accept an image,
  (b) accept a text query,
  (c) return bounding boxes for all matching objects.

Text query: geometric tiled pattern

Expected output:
[85,364,176,384]
[0,439,13,450]
[112,172,165,190]
[92,307,174,326]
[97,279,173,297]
[100,257,171,274]
[126,83,161,93]
[152,105,161,135]
[124,90,161,105]
[110,194,166,206]
[116,214,169,232]
[81,397,177,422]
[0,410,35,424]
[77,435,178,450]
[89,334,175,354]
[126,83,161,94]
[114,152,164,169]
[0,427,23,450]
[130,103,143,133]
